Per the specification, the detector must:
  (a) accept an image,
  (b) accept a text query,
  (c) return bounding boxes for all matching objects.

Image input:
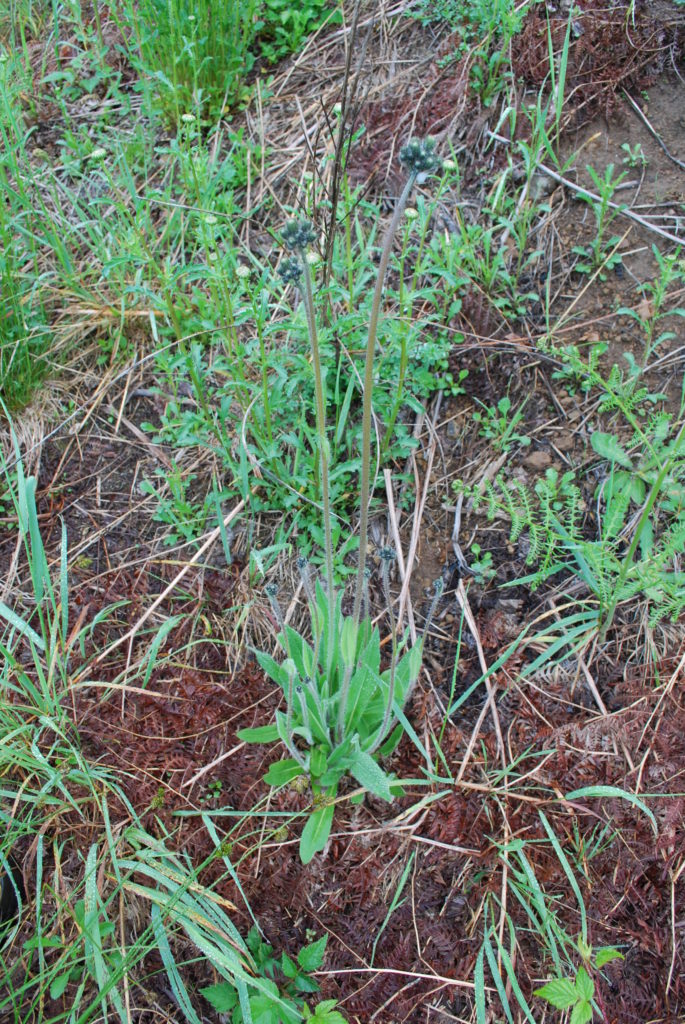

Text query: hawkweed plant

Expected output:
[239,139,444,863]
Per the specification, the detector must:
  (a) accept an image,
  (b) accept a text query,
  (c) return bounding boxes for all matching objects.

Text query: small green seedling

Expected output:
[535,938,623,1023]
[472,395,531,451]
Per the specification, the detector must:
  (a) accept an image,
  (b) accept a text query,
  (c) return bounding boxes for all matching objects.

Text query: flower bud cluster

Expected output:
[399,137,442,178]
[278,256,303,285]
[281,218,317,252]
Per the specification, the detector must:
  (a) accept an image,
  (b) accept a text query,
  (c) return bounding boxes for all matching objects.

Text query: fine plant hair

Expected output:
[240,139,445,864]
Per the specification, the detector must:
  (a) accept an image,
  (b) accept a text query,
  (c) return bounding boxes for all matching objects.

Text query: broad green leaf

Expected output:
[340,616,357,666]
[49,972,72,1001]
[570,1000,593,1024]
[595,946,624,968]
[201,982,239,1013]
[307,1001,347,1023]
[575,966,594,1001]
[343,663,376,730]
[254,649,290,689]
[284,626,315,679]
[300,803,335,865]
[281,953,298,979]
[310,747,328,779]
[590,432,633,469]
[534,977,577,1009]
[264,759,303,787]
[297,934,327,972]
[379,724,403,757]
[237,724,280,744]
[347,746,393,801]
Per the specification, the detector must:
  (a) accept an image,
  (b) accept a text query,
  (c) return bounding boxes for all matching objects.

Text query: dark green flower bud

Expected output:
[378,546,396,563]
[278,256,303,285]
[282,218,317,252]
[399,137,442,179]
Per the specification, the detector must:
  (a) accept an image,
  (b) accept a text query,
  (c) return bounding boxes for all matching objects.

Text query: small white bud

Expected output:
[305,251,319,265]
[404,207,418,220]
[88,147,107,160]
[204,214,218,225]
[332,102,343,116]
[236,264,251,279]
[443,158,456,170]
[207,251,218,262]
[181,113,195,123]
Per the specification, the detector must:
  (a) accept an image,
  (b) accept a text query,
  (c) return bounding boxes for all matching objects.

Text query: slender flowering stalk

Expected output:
[351,139,442,627]
[301,258,335,599]
[340,139,442,739]
[350,171,416,630]
[280,219,335,678]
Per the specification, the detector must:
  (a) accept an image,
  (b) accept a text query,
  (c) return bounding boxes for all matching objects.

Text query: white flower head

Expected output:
[181,113,195,123]
[204,214,218,225]
[443,158,456,171]
[88,147,107,160]
[305,251,320,265]
[236,264,251,279]
[404,207,419,221]
[207,251,218,262]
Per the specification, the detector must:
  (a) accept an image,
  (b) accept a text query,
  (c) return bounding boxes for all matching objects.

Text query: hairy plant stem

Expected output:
[336,171,417,740]
[301,258,335,673]
[351,171,417,623]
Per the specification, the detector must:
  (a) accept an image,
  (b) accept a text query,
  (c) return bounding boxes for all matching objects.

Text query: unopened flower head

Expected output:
[181,112,196,123]
[281,218,316,252]
[399,137,442,179]
[378,546,397,563]
[204,214,218,225]
[88,147,107,161]
[442,158,456,171]
[332,102,343,116]
[236,263,250,279]
[404,207,418,221]
[305,250,320,266]
[278,256,303,285]
[207,251,218,262]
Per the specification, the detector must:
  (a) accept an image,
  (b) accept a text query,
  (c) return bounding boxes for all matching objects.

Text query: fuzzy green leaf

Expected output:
[590,432,633,469]
[263,759,303,787]
[310,747,328,779]
[255,649,290,689]
[300,803,335,864]
[347,746,393,801]
[237,723,280,744]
